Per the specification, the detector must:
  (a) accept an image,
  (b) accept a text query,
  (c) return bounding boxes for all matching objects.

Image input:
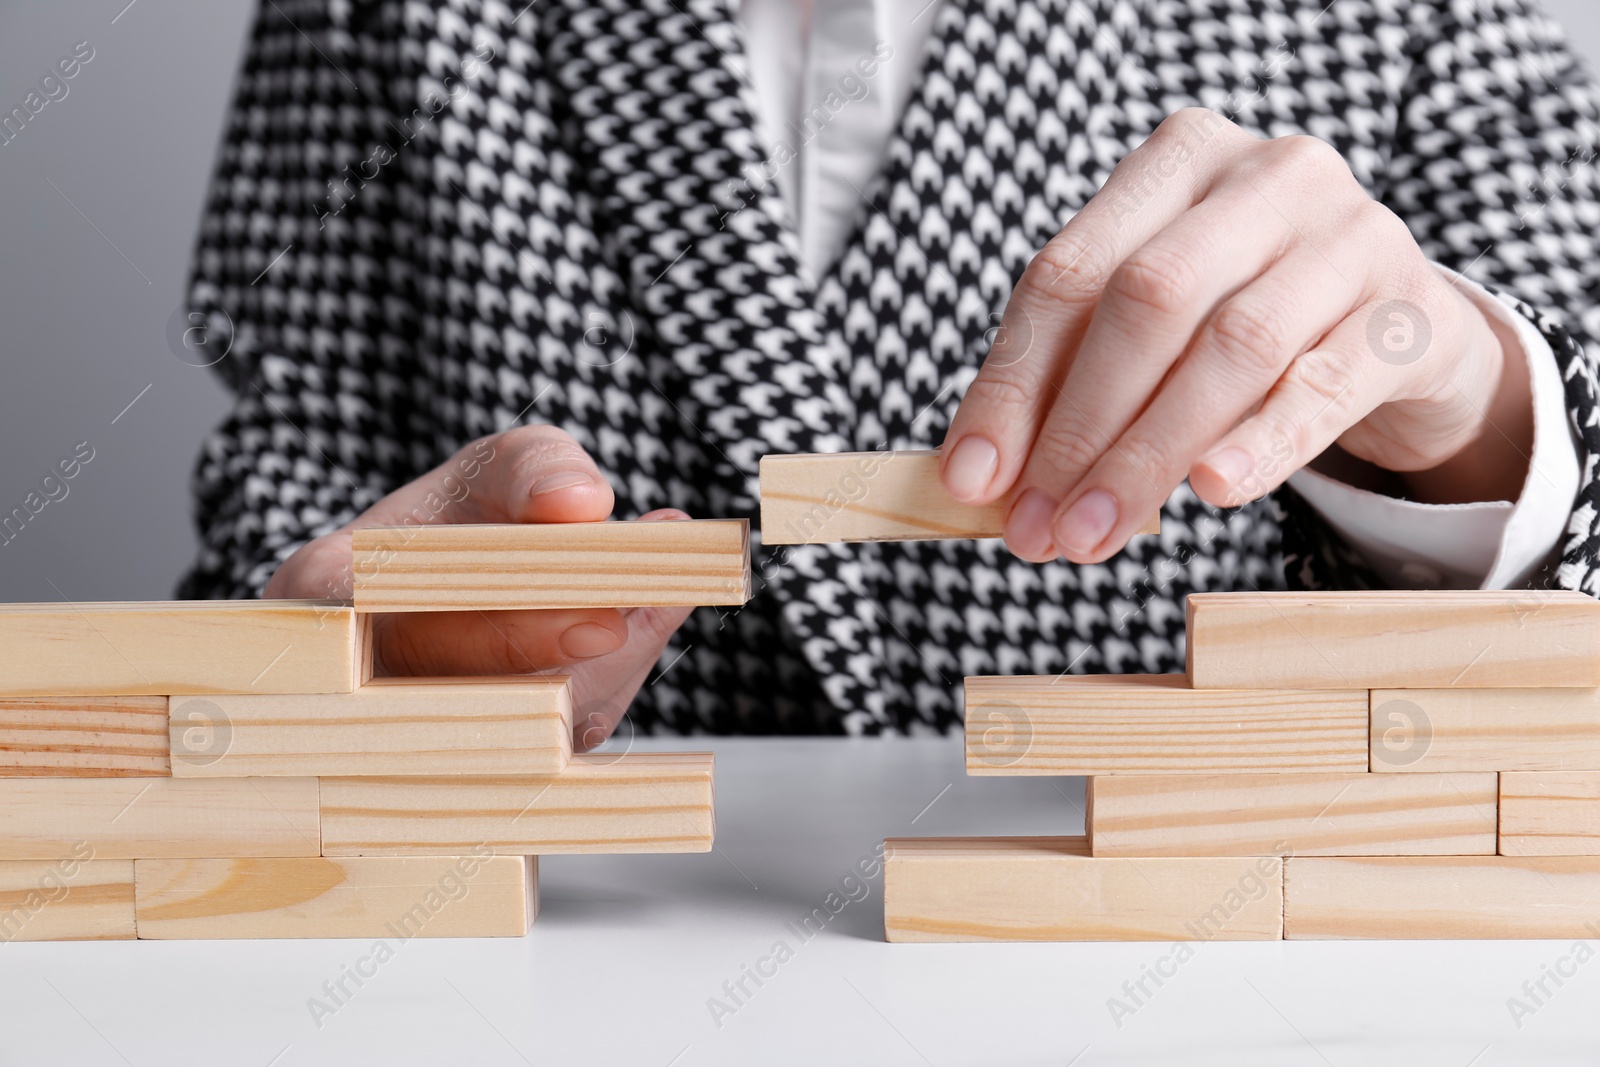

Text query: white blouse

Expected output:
[738,0,1579,590]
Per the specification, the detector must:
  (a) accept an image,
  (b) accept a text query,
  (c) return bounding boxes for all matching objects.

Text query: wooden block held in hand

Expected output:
[758,450,1160,545]
[169,676,573,778]
[1500,772,1600,855]
[1285,856,1600,939]
[964,674,1367,776]
[135,854,536,939]
[320,752,714,856]
[0,777,321,860]
[0,697,169,777]
[1186,591,1600,689]
[0,601,366,696]
[0,856,134,942]
[883,837,1283,942]
[351,521,752,611]
[1370,688,1600,772]
[1088,772,1497,857]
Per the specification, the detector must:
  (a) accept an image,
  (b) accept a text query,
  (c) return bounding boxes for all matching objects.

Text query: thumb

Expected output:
[357,424,615,528]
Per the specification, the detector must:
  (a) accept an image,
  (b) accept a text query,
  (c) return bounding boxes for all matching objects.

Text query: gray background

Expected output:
[1,1,1597,602]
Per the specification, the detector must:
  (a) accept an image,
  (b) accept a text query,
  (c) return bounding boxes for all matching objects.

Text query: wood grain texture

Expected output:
[350,520,751,611]
[1186,591,1600,689]
[0,601,364,696]
[1369,688,1600,772]
[1500,772,1600,855]
[134,854,535,939]
[758,450,1160,545]
[964,674,1367,776]
[168,676,573,778]
[0,777,321,860]
[320,752,714,856]
[0,857,134,942]
[1285,856,1600,939]
[1087,772,1498,857]
[883,837,1283,942]
[0,697,169,777]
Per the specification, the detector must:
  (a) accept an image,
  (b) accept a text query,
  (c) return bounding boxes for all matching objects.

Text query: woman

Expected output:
[179,0,1600,741]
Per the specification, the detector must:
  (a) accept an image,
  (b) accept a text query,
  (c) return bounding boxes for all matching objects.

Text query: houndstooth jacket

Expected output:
[180,0,1600,735]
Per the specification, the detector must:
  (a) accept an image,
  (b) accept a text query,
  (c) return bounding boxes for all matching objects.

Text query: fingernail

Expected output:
[943,435,1000,502]
[559,621,622,659]
[530,471,593,498]
[1053,489,1118,557]
[1197,447,1254,490]
[1006,489,1061,560]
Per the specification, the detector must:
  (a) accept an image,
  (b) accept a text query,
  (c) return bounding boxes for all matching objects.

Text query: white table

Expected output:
[2,736,1596,1066]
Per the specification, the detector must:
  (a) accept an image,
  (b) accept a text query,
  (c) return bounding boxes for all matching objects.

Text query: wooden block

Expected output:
[1285,856,1600,939]
[0,601,367,697]
[350,520,751,611]
[169,676,572,778]
[0,856,135,942]
[320,752,714,856]
[0,697,169,777]
[964,674,1367,775]
[758,450,1160,545]
[1369,688,1600,772]
[1186,591,1600,689]
[134,854,536,939]
[883,837,1282,942]
[0,777,320,860]
[1087,772,1497,857]
[1499,772,1600,855]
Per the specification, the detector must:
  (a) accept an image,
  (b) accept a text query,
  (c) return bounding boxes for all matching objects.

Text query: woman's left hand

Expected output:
[940,107,1531,565]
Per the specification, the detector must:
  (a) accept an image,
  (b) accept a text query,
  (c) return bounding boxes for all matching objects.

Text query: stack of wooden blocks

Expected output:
[884,589,1600,942]
[759,448,1600,943]
[0,519,748,942]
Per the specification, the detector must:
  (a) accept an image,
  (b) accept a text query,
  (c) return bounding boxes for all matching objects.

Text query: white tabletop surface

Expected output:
[2,735,1598,1067]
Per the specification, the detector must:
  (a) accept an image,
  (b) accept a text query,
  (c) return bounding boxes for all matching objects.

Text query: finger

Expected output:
[373,606,629,677]
[942,108,1255,505]
[565,507,696,748]
[570,603,694,751]
[1001,187,1296,561]
[266,425,617,602]
[360,424,615,527]
[370,507,694,677]
[1190,305,1405,506]
[1040,244,1373,562]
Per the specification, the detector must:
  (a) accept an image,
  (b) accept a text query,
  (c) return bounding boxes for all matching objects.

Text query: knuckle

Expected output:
[1155,106,1216,141]
[1355,197,1413,247]
[1018,235,1115,307]
[1034,420,1105,479]
[1285,352,1355,422]
[1107,247,1196,319]
[1209,299,1294,374]
[1112,432,1175,483]
[1269,133,1347,176]
[964,371,1036,413]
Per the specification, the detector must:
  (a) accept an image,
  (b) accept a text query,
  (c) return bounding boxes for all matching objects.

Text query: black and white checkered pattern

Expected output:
[179,0,1600,734]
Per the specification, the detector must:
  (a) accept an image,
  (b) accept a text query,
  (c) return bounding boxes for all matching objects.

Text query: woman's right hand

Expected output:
[263,425,693,749]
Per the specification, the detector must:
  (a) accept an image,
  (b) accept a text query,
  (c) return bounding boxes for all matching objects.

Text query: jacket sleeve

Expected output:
[176,1,425,598]
[1282,0,1600,593]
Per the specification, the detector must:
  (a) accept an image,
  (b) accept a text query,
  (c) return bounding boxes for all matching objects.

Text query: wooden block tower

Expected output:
[760,450,1600,942]
[0,519,741,941]
[891,588,1600,942]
